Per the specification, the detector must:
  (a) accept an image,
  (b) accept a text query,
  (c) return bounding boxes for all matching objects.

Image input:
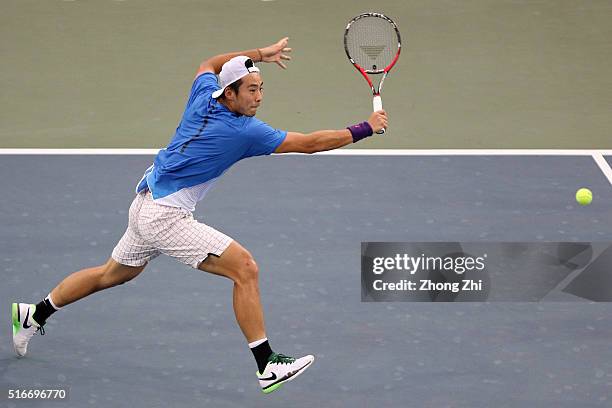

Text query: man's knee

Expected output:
[198,242,259,284]
[100,259,145,287]
[235,251,259,286]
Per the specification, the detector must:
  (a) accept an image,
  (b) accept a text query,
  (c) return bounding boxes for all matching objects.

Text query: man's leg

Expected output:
[198,241,314,393]
[198,241,264,342]
[49,258,146,308]
[12,258,145,357]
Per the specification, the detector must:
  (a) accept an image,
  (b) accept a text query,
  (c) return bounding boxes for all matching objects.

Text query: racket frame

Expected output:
[344,12,401,133]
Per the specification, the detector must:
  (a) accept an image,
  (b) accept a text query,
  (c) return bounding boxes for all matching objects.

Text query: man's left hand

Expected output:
[260,37,292,69]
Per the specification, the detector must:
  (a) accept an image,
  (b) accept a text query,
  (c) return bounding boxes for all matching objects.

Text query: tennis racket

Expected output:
[344,12,401,134]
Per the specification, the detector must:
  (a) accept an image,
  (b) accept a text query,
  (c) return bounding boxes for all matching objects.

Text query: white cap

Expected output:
[211,56,260,99]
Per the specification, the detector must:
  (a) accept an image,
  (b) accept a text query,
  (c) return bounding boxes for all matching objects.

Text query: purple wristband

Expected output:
[347,121,373,143]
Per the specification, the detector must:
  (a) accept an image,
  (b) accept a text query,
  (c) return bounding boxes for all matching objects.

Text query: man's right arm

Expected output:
[275,111,388,154]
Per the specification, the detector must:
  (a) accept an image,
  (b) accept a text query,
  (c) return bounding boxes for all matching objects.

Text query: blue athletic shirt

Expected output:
[136,72,287,211]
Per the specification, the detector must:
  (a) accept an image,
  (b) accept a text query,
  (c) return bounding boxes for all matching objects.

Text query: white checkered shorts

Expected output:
[111,191,233,268]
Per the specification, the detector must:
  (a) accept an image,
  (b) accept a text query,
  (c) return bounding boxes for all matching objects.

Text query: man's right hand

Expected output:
[368,110,388,133]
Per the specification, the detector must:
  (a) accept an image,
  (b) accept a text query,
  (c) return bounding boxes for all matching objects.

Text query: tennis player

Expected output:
[12,37,387,394]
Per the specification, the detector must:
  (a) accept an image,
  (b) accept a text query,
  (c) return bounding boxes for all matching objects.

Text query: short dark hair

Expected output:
[219,78,243,100]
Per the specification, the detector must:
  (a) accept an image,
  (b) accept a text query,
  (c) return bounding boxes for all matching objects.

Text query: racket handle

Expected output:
[373,95,383,111]
[372,95,385,134]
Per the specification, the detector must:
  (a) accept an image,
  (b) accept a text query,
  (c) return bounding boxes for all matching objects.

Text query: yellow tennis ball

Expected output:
[575,188,592,206]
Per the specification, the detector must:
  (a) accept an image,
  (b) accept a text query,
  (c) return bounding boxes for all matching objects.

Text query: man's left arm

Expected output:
[196,37,292,77]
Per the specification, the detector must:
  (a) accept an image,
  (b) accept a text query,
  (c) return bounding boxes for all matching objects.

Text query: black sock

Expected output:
[32,298,57,325]
[251,340,273,373]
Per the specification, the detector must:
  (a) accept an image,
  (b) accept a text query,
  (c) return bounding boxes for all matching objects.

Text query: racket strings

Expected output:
[345,16,398,73]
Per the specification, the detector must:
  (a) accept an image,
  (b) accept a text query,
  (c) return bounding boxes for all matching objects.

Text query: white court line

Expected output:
[1,148,611,185]
[1,148,612,156]
[315,149,612,156]
[0,149,160,155]
[592,153,612,186]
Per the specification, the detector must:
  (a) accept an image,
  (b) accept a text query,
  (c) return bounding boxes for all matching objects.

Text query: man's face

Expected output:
[232,73,263,117]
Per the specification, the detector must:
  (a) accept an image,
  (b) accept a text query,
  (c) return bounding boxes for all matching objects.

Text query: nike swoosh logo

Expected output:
[23,308,32,329]
[288,362,312,377]
[259,372,277,381]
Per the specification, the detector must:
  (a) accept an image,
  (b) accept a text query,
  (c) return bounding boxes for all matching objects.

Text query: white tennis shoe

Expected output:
[257,353,314,394]
[12,303,44,357]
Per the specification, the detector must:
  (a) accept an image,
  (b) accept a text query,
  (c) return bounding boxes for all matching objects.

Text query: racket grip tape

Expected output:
[373,95,383,112]
[372,95,385,134]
